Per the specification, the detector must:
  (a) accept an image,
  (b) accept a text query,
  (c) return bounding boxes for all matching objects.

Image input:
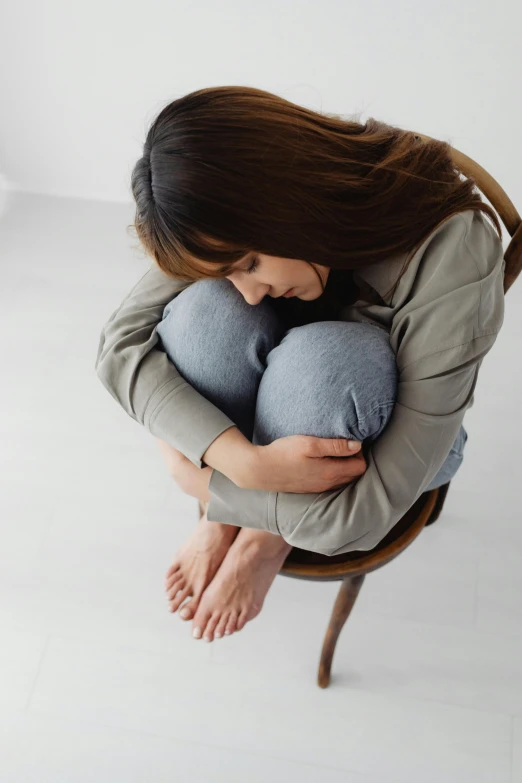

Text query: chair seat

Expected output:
[280,485,441,581]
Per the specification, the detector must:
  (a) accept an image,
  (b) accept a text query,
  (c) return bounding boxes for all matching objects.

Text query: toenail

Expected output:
[203,635,212,642]
[214,631,222,638]
[224,630,231,635]
[193,627,202,639]
[180,607,190,619]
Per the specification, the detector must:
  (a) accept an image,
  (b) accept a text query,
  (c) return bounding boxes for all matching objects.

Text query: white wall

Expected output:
[0,0,520,206]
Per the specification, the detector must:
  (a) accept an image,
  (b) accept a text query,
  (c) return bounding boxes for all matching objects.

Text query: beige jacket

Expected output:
[95,210,505,555]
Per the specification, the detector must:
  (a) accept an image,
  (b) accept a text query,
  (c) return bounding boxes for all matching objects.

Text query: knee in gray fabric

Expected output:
[256,321,398,444]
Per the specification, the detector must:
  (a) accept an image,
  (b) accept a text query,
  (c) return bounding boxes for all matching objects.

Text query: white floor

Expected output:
[1,190,521,783]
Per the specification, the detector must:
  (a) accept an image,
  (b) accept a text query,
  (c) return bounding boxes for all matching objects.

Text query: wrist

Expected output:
[234,444,264,489]
[200,466,212,505]
[201,426,258,487]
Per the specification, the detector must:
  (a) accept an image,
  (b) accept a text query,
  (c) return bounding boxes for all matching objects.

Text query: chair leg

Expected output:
[318,574,365,689]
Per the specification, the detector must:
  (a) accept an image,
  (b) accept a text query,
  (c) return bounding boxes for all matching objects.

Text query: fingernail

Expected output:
[348,440,360,451]
[193,627,202,639]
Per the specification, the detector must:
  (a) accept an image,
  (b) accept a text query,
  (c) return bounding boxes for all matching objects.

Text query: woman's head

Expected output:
[130,85,502,303]
[192,252,330,305]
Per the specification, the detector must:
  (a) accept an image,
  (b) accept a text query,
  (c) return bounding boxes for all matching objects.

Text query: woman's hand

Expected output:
[242,434,367,493]
[156,438,212,505]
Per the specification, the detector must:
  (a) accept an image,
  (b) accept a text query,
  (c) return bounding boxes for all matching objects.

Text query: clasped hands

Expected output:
[156,433,367,500]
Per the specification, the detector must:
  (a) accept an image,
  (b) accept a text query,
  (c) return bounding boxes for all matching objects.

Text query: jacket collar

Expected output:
[352,250,409,304]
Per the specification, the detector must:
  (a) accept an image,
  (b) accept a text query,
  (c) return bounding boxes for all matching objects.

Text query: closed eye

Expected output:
[246,255,259,274]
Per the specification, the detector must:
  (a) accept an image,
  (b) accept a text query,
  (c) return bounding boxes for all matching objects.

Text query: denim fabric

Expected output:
[156,278,467,493]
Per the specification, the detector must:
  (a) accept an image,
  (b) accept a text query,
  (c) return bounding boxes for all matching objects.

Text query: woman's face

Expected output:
[195,253,330,306]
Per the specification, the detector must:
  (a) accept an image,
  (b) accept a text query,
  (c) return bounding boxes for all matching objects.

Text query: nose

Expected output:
[229,279,267,306]
[243,291,266,306]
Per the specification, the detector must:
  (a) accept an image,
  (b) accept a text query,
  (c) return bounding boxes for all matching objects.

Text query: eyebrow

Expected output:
[218,258,248,274]
[190,261,233,275]
[193,256,248,276]
[216,263,238,274]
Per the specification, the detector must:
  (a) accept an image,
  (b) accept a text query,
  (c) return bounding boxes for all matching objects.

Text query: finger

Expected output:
[342,460,366,474]
[346,460,367,479]
[333,457,365,484]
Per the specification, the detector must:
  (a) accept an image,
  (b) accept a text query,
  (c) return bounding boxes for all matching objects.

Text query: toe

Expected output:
[192,607,212,641]
[224,612,238,636]
[178,597,199,621]
[165,563,181,581]
[165,571,182,591]
[166,577,185,601]
[202,612,221,642]
[165,570,183,590]
[214,613,229,639]
[236,610,248,632]
[169,585,191,613]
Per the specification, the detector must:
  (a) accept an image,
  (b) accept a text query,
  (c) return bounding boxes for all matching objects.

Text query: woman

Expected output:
[96,86,505,644]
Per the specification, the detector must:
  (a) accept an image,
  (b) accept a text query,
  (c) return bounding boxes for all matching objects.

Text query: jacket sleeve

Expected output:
[95,264,238,469]
[207,334,497,554]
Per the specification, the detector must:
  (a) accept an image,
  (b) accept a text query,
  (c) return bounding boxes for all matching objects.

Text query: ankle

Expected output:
[235,527,292,557]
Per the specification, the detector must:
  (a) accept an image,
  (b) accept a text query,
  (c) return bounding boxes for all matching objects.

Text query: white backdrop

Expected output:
[2,4,522,780]
[0,0,520,206]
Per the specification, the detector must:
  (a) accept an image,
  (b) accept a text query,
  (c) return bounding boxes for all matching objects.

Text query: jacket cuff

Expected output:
[207,469,280,535]
[146,382,237,470]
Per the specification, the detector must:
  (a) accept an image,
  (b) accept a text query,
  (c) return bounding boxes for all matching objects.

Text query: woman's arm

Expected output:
[95,263,252,482]
[205,335,495,553]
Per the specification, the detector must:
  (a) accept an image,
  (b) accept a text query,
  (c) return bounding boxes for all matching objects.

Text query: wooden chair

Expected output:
[198,138,521,689]
[280,136,522,688]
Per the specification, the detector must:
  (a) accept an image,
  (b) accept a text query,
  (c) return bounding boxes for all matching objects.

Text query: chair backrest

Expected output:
[417,133,522,293]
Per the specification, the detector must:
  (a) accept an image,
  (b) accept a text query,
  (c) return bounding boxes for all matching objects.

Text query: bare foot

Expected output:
[190,527,293,642]
[164,502,239,620]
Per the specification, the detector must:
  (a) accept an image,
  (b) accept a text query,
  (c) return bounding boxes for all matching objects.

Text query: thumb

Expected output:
[327,438,361,455]
[344,439,361,453]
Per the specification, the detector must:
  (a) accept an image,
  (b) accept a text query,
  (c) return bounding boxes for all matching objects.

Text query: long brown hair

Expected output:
[129,85,502,301]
